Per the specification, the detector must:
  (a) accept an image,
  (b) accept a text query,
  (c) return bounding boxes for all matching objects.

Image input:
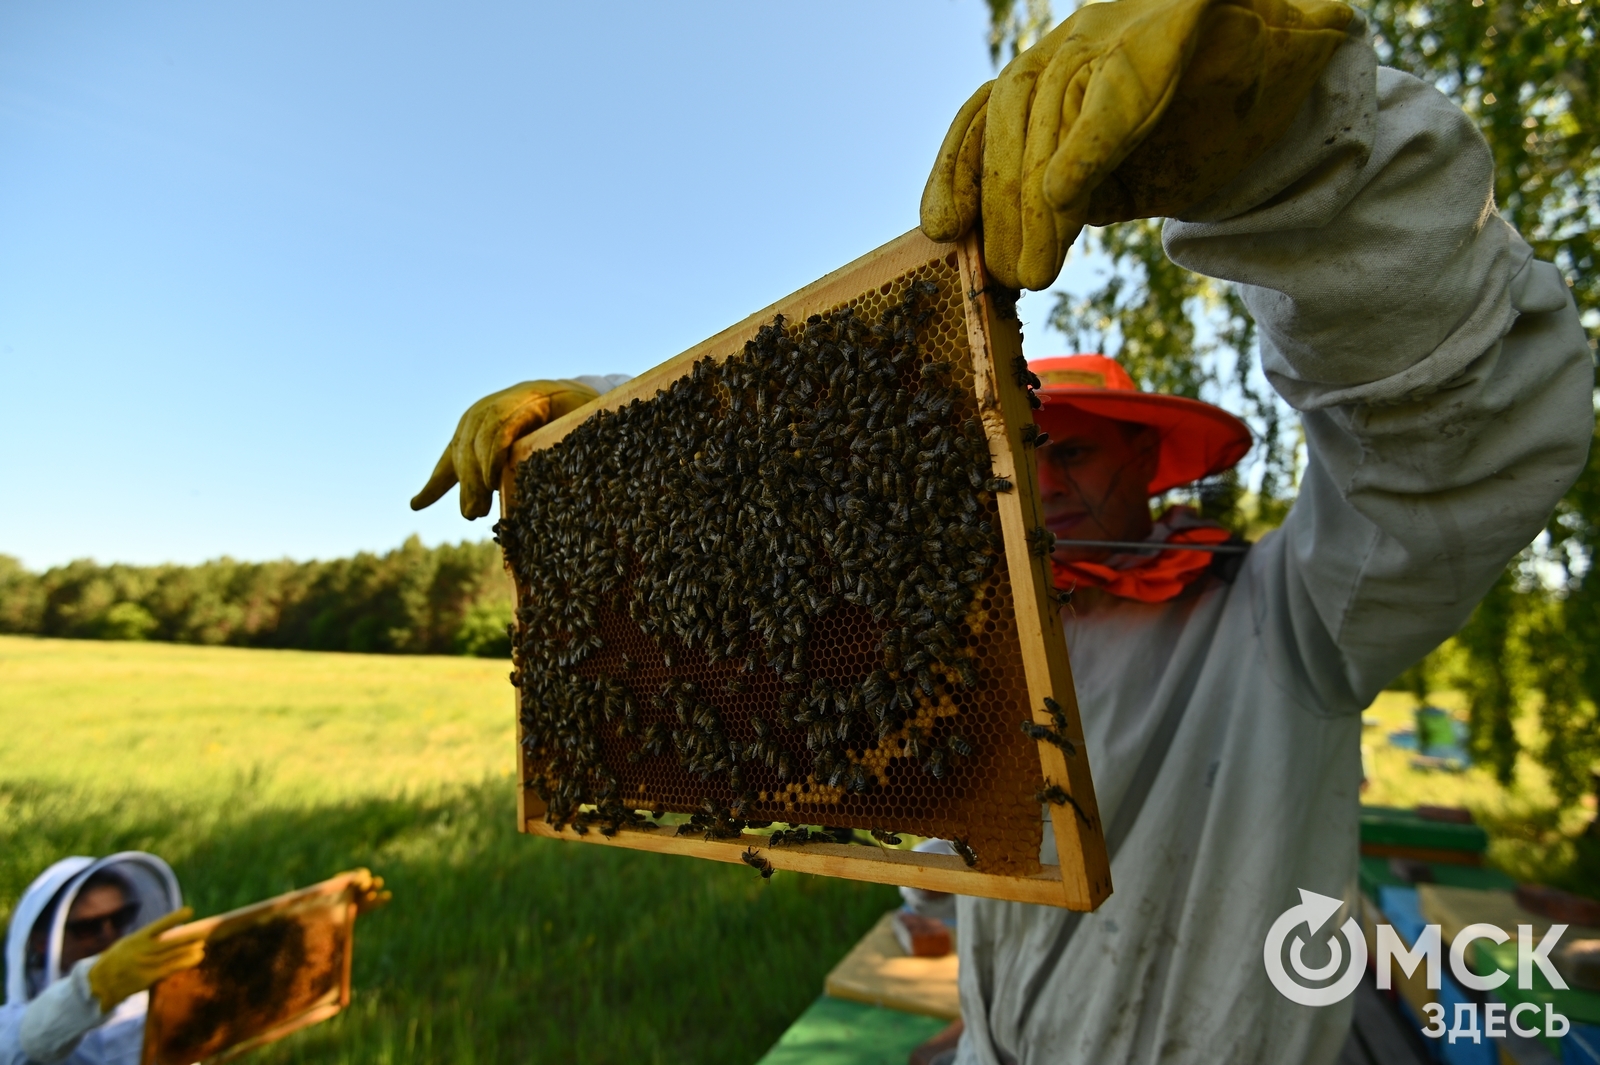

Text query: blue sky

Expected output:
[0,2,1101,570]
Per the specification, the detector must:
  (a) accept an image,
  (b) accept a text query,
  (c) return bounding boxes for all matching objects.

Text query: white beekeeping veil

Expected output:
[4,853,182,1004]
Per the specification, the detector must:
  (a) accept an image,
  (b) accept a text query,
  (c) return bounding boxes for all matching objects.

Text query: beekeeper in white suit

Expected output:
[410,0,1595,1060]
[1,853,205,1065]
[912,5,1593,1061]
[3,857,390,1065]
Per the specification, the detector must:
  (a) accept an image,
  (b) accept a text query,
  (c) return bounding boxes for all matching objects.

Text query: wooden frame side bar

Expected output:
[954,233,1111,912]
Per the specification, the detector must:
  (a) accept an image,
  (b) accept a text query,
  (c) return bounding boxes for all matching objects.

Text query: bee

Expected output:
[1012,355,1042,391]
[503,278,1009,821]
[1036,782,1095,828]
[900,724,926,760]
[869,829,902,846]
[983,477,1013,493]
[1037,783,1070,806]
[741,846,775,879]
[1021,719,1078,756]
[950,837,978,867]
[1019,423,1049,448]
[1027,526,1057,557]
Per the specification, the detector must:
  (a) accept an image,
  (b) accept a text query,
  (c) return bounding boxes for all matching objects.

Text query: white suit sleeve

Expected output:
[0,1005,25,1065]
[1163,18,1594,710]
[12,960,106,1063]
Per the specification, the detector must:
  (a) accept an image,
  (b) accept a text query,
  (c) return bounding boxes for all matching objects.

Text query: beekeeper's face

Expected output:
[60,882,137,969]
[1036,410,1160,561]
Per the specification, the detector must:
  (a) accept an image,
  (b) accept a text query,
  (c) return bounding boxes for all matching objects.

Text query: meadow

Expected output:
[3,637,1594,1065]
[0,636,897,1064]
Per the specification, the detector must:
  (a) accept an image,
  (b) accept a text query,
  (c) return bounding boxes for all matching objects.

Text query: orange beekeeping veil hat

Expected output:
[1030,355,1253,495]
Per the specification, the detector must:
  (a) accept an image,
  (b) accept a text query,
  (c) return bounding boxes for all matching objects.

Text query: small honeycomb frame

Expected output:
[142,873,360,1065]
[500,229,1110,909]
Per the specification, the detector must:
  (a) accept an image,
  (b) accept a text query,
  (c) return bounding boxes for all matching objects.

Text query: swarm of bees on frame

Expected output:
[494,280,1011,863]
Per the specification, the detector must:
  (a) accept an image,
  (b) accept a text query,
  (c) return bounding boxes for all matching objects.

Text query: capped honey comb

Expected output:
[499,230,1110,909]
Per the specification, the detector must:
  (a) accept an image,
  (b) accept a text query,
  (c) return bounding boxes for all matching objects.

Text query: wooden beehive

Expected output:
[498,229,1109,910]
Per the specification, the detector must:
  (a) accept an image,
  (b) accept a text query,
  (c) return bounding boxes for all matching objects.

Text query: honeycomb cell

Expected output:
[498,254,1047,876]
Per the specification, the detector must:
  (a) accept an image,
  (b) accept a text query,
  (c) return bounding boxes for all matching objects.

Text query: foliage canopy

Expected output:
[0,537,514,658]
[986,0,1599,806]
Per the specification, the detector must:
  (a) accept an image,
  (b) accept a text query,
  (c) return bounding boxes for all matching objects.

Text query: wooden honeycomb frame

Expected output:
[142,873,360,1065]
[502,229,1110,910]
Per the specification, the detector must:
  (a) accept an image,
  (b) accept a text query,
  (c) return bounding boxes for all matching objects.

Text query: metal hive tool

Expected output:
[497,230,1110,909]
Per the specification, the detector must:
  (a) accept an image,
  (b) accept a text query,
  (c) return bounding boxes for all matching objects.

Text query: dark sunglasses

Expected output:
[64,902,140,941]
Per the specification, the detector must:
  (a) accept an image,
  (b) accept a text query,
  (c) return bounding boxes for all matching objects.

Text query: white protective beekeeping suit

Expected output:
[1,854,182,1065]
[952,15,1594,1065]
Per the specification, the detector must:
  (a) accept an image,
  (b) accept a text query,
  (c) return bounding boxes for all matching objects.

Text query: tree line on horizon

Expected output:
[0,536,514,658]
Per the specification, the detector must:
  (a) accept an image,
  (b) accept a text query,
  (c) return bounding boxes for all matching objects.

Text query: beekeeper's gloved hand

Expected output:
[349,868,392,914]
[86,908,206,1012]
[411,380,602,520]
[921,0,1355,291]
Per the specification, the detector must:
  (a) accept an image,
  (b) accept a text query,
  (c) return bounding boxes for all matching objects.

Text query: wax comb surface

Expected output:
[499,230,1109,909]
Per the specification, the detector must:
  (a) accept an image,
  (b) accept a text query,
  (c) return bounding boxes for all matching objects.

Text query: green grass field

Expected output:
[4,637,1594,1064]
[0,636,897,1064]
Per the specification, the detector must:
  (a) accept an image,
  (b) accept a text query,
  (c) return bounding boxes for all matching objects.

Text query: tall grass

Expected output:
[0,637,897,1063]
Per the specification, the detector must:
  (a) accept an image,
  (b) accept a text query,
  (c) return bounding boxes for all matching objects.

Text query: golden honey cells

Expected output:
[496,258,1050,874]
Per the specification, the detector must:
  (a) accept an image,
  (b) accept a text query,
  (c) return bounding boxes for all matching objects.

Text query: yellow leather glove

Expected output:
[86,908,206,1013]
[349,868,392,914]
[411,380,601,519]
[922,0,1354,291]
